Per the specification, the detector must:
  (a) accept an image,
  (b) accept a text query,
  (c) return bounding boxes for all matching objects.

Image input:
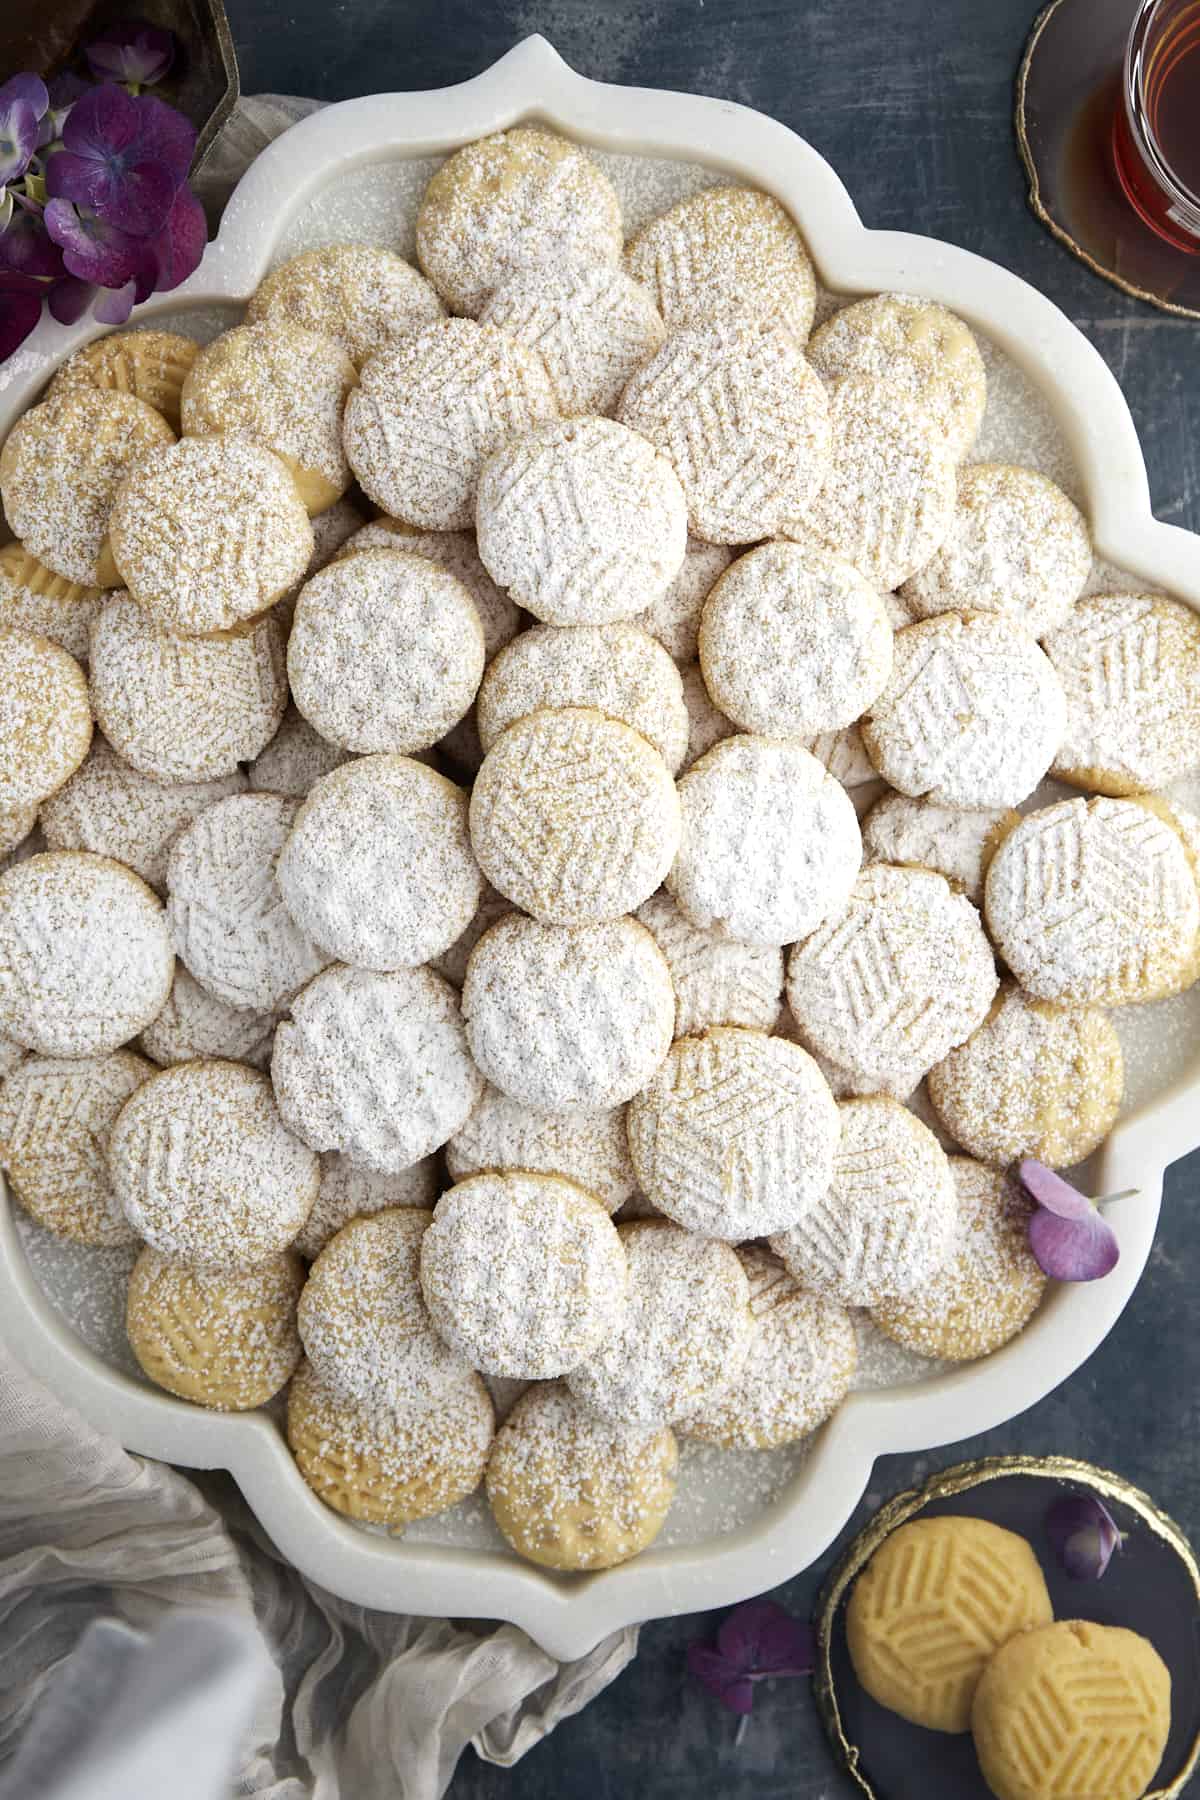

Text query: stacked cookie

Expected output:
[1,124,1198,1573]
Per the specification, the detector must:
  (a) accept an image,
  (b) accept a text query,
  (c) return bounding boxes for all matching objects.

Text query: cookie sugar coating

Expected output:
[627,1026,840,1240]
[140,966,276,1073]
[636,889,784,1039]
[0,851,174,1058]
[446,1084,637,1214]
[278,755,483,970]
[634,538,733,666]
[295,1152,438,1261]
[486,1382,677,1571]
[339,516,520,658]
[862,792,1018,905]
[109,1058,319,1268]
[127,1247,303,1409]
[0,628,92,812]
[678,662,739,772]
[847,1515,1054,1734]
[0,541,105,665]
[49,329,200,433]
[481,259,665,416]
[247,704,350,801]
[246,243,444,368]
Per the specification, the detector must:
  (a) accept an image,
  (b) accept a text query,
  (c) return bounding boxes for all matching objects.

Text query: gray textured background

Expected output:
[227,2,1199,1790]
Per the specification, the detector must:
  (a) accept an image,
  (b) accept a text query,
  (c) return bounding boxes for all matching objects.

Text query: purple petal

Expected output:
[0,98,40,186]
[0,210,66,280]
[46,274,96,325]
[86,21,176,88]
[1029,1202,1120,1281]
[686,1645,755,1715]
[47,146,177,238]
[43,198,145,288]
[0,273,43,361]
[61,84,141,160]
[1016,1160,1093,1220]
[92,279,137,325]
[0,77,49,118]
[129,94,196,185]
[143,183,205,292]
[1046,1494,1123,1580]
[715,1600,815,1679]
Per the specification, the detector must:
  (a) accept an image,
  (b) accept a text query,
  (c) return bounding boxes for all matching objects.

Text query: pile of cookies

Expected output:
[1,125,1198,1572]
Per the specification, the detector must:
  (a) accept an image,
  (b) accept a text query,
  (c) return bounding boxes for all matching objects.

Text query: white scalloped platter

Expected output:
[1,38,1199,1660]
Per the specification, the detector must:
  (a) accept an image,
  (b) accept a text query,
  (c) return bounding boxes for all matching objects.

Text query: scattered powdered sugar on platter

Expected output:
[14,1211,141,1377]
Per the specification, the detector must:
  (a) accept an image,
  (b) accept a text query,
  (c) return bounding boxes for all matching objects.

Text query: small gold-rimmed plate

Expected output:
[815,1455,1200,1799]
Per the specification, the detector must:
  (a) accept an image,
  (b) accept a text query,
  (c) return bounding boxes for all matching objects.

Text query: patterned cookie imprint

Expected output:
[339,517,521,658]
[295,1152,439,1261]
[0,542,105,664]
[127,1247,303,1409]
[246,244,444,368]
[862,792,1018,904]
[634,538,733,666]
[446,1084,637,1214]
[481,259,665,415]
[49,328,201,432]
[0,628,92,812]
[636,890,784,1038]
[141,967,276,1073]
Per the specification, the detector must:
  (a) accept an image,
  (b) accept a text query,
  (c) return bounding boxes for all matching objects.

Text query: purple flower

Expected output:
[39,72,90,149]
[0,273,43,360]
[1046,1493,1125,1580]
[44,197,147,289]
[46,85,194,238]
[0,208,65,281]
[85,20,177,89]
[46,274,97,326]
[0,75,49,186]
[145,183,205,292]
[1017,1159,1123,1282]
[688,1599,815,1729]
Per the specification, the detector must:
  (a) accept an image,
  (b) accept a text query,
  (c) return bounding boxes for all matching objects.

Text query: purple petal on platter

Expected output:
[129,94,195,183]
[85,21,176,88]
[92,279,137,325]
[46,274,95,325]
[0,273,43,361]
[0,210,66,280]
[1016,1159,1092,1220]
[43,199,144,288]
[1029,1202,1120,1282]
[716,1599,815,1678]
[143,183,205,291]
[1046,1493,1123,1580]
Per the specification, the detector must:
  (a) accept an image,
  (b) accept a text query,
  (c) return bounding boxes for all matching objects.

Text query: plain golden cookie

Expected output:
[127,1246,303,1409]
[48,329,201,432]
[246,243,444,367]
[846,1515,1053,1733]
[0,627,92,812]
[0,540,105,664]
[971,1620,1171,1800]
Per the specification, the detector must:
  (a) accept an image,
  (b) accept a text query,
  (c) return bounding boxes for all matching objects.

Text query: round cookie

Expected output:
[566,1219,752,1426]
[807,292,988,459]
[486,1381,677,1571]
[787,863,998,1093]
[847,1515,1054,1734]
[109,1058,319,1268]
[272,495,368,635]
[288,548,484,753]
[624,185,817,341]
[476,415,687,626]
[0,804,36,859]
[805,725,879,790]
[636,889,784,1038]
[678,662,738,771]
[271,962,482,1170]
[901,464,1091,638]
[339,516,521,658]
[109,437,314,635]
[288,1356,493,1526]
[480,259,665,415]
[669,735,862,947]
[89,596,287,783]
[679,1247,857,1449]
[627,1026,840,1240]
[41,738,246,893]
[432,881,514,989]
[415,127,622,315]
[928,981,1124,1169]
[0,1049,153,1245]
[862,792,1019,905]
[295,1152,439,1261]
[618,318,831,544]
[699,541,893,737]
[634,537,733,666]
[984,795,1200,1005]
[247,704,350,800]
[446,1084,637,1215]
[0,541,105,663]
[141,966,276,1072]
[971,1620,1171,1800]
[0,628,92,812]
[127,1246,303,1409]
[469,707,680,926]
[181,321,357,515]
[478,623,689,773]
[0,851,174,1057]
[461,913,674,1111]
[420,1172,629,1379]
[48,329,201,432]
[299,1209,466,1404]
[768,1096,957,1306]
[0,388,175,586]
[246,244,444,368]
[341,317,559,530]
[785,373,957,590]
[277,755,483,969]
[872,1159,1047,1361]
[167,793,330,1012]
[861,613,1067,810]
[1044,592,1200,795]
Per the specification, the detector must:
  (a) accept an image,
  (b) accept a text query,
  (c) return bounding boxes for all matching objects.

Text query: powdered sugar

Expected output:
[248,705,350,800]
[339,519,520,658]
[0,627,92,812]
[246,243,444,368]
[678,662,738,771]
[446,1084,637,1214]
[862,792,1014,904]
[0,542,104,664]
[633,538,732,666]
[128,1246,302,1409]
[636,889,784,1038]
[140,965,276,1072]
[295,1152,439,1261]
[481,259,665,415]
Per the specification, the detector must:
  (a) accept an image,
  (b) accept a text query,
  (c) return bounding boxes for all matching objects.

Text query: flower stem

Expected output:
[734,1715,749,1747]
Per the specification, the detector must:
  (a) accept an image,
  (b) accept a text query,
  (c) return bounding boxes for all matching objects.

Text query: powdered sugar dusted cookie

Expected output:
[769,1096,957,1307]
[127,1247,303,1409]
[1044,593,1200,795]
[787,864,998,1092]
[48,329,200,433]
[420,1172,628,1379]
[633,538,733,666]
[339,516,521,657]
[461,913,674,1111]
[805,725,879,790]
[295,1152,439,1261]
[0,628,92,812]
[432,881,513,989]
[342,318,559,530]
[478,623,688,772]
[619,318,831,544]
[288,548,484,754]
[0,851,174,1057]
[566,1219,752,1426]
[481,259,665,415]
[167,794,329,1012]
[247,244,444,368]
[699,541,892,737]
[0,542,104,664]
[901,464,1090,637]
[0,805,35,860]
[109,1058,319,1268]
[679,1247,857,1449]
[678,662,738,771]
[0,1049,152,1245]
[247,705,350,800]
[416,127,622,315]
[447,1084,637,1214]
[984,796,1200,1005]
[636,889,783,1037]
[140,966,276,1072]
[41,738,245,893]
[669,736,861,947]
[271,962,482,1171]
[627,1026,840,1239]
[273,496,368,635]
[625,186,816,342]
[862,792,1018,904]
[469,708,680,925]
[487,1381,677,1570]
[278,755,483,970]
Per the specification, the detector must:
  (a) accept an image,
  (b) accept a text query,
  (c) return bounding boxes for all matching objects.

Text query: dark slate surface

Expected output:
[227,2,1199,1790]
